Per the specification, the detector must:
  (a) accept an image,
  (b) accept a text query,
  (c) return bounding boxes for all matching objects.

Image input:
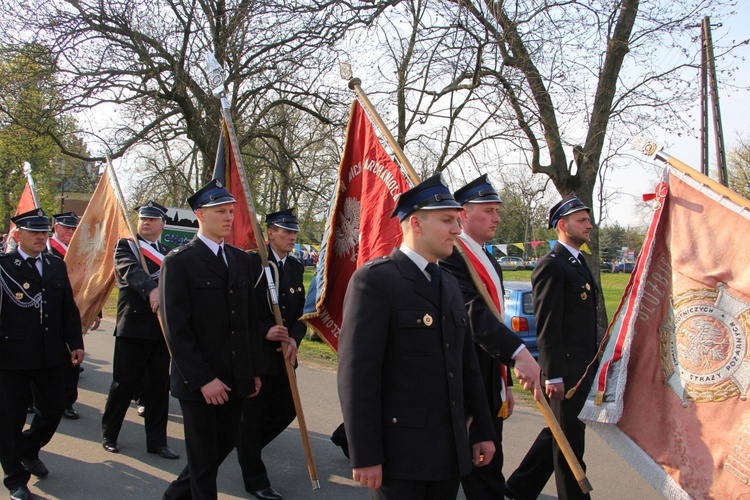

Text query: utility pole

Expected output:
[699,16,728,186]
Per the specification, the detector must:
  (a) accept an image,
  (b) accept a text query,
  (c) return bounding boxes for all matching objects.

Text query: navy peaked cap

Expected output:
[453,174,502,205]
[390,174,463,222]
[12,208,51,232]
[187,179,236,211]
[548,193,590,229]
[266,208,299,232]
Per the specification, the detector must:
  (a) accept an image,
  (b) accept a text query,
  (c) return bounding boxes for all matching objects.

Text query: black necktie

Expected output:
[277,259,285,281]
[578,254,593,280]
[217,246,226,266]
[425,262,441,293]
[26,256,41,276]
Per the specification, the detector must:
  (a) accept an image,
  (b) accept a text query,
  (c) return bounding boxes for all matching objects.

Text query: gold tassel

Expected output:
[594,391,604,406]
[565,387,577,399]
[497,401,509,419]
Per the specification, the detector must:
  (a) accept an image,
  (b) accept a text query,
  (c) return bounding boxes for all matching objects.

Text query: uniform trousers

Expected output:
[0,366,65,490]
[460,413,505,499]
[237,372,296,491]
[63,357,80,407]
[101,337,170,450]
[163,397,242,500]
[506,388,589,500]
[372,476,460,500]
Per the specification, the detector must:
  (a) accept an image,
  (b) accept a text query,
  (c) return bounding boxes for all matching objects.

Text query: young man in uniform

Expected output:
[160,179,263,499]
[237,209,305,500]
[440,175,541,499]
[0,209,84,500]
[47,211,93,419]
[338,175,496,500]
[506,194,598,500]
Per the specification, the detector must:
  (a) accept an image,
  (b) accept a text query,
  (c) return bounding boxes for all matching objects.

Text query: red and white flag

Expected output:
[580,161,750,498]
[212,118,257,251]
[65,170,130,331]
[301,100,411,351]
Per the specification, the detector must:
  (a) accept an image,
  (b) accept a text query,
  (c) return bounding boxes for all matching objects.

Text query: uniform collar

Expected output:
[197,232,224,256]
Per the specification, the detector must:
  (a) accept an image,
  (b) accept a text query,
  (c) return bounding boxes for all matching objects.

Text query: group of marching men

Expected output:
[0,173,599,500]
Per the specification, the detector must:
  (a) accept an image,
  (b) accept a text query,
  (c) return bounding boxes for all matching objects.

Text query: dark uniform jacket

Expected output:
[159,236,263,401]
[440,246,524,414]
[114,237,171,340]
[0,250,83,370]
[337,249,495,481]
[249,248,305,376]
[532,243,598,391]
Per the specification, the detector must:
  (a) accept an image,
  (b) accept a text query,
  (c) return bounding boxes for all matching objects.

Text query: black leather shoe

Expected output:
[21,457,48,478]
[249,486,284,500]
[102,440,119,453]
[10,485,31,500]
[148,445,179,459]
[63,407,79,420]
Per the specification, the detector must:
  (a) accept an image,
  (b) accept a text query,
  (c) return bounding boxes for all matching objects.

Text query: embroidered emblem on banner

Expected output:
[333,197,360,262]
[661,284,750,403]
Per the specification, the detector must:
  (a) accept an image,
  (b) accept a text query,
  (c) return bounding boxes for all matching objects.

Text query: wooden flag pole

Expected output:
[103,153,150,273]
[206,54,319,490]
[344,70,592,495]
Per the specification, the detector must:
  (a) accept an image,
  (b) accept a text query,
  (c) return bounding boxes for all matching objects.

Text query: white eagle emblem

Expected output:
[75,222,107,265]
[333,197,360,262]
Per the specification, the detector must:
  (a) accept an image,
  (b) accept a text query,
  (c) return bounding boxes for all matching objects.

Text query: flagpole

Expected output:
[103,153,151,275]
[205,53,319,490]
[343,68,592,495]
[22,162,41,208]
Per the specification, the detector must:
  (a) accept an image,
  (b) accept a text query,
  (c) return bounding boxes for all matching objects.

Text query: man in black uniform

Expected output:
[439,175,541,500]
[0,209,84,500]
[338,175,496,500]
[47,211,94,420]
[506,194,598,500]
[161,179,263,500]
[100,201,178,459]
[237,208,305,500]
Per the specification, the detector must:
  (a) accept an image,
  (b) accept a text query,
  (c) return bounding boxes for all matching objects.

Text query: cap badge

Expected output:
[37,209,43,216]
[216,180,223,188]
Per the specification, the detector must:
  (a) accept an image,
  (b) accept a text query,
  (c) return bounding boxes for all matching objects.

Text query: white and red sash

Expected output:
[126,238,165,278]
[456,232,509,417]
[48,236,68,257]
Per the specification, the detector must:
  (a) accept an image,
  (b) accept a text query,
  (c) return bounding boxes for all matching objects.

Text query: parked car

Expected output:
[600,260,614,273]
[612,261,635,273]
[503,281,537,359]
[497,256,525,271]
[524,259,538,270]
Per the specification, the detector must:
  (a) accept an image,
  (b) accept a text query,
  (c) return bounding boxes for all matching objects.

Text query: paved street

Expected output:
[20,318,663,499]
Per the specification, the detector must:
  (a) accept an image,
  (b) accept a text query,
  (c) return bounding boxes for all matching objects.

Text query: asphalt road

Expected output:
[19,318,663,499]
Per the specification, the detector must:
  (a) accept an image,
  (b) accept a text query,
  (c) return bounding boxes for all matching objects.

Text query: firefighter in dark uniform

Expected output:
[237,209,305,500]
[160,179,263,500]
[100,201,178,459]
[0,209,84,500]
[337,175,496,500]
[46,211,91,420]
[506,193,599,500]
[439,175,541,500]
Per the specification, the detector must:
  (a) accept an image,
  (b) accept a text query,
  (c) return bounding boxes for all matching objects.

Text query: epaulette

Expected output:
[46,252,63,261]
[365,255,390,267]
[287,254,304,267]
[549,252,558,259]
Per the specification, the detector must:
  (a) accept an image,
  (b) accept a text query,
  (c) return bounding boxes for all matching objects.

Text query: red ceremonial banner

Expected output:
[65,170,131,331]
[212,119,257,251]
[580,163,750,498]
[301,100,410,351]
